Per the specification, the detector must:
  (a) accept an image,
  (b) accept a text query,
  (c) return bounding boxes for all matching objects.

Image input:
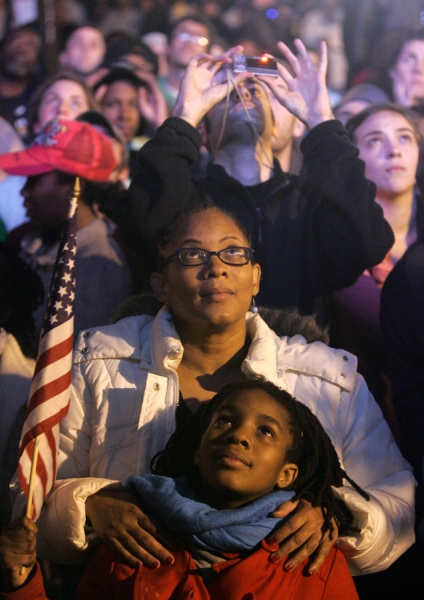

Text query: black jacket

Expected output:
[107,117,394,314]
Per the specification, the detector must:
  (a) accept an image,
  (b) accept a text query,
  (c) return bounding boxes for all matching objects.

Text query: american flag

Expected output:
[17,181,79,520]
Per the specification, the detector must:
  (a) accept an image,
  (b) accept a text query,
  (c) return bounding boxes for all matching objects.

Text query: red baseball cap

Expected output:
[0,118,118,181]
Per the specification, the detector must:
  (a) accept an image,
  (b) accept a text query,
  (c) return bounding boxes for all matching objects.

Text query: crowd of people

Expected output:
[0,1,424,599]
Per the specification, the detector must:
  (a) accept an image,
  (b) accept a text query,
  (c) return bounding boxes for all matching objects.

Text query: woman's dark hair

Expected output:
[0,243,44,358]
[151,379,369,539]
[26,73,98,143]
[257,307,329,345]
[103,35,159,76]
[154,202,253,269]
[94,66,148,92]
[346,103,422,145]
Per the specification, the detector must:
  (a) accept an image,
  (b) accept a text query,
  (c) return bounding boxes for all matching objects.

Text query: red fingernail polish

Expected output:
[151,560,160,569]
[269,554,280,564]
[284,563,294,572]
[268,537,277,546]
[165,555,174,565]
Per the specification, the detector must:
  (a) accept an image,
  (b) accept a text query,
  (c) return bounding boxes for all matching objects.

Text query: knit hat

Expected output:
[94,66,148,92]
[339,84,389,107]
[0,119,117,181]
[104,38,159,75]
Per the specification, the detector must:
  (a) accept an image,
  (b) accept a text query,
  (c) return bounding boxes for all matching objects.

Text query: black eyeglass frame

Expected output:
[159,246,254,269]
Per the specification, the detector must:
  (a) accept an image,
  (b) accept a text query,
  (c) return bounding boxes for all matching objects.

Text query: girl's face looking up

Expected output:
[354,110,419,199]
[195,388,299,509]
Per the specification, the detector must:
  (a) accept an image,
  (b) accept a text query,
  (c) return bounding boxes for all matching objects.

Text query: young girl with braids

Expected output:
[1,380,366,599]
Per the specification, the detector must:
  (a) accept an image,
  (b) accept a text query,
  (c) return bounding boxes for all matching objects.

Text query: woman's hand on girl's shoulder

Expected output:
[267,498,338,575]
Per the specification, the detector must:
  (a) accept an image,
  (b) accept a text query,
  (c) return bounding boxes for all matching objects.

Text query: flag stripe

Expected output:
[46,428,57,485]
[37,318,74,356]
[19,403,70,453]
[28,350,74,405]
[34,333,74,377]
[25,371,72,416]
[21,388,71,438]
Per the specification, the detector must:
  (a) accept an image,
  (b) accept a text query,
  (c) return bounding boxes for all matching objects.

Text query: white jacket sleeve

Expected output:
[332,376,415,575]
[36,478,121,564]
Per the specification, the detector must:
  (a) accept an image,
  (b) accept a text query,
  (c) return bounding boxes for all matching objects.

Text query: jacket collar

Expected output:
[148,306,280,380]
[149,307,356,392]
[74,306,355,392]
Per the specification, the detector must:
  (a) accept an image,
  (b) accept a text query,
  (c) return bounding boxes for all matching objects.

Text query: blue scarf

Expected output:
[127,475,294,553]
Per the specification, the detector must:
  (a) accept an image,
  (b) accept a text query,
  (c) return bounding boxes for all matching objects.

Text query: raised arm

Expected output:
[258,38,394,296]
[258,39,333,129]
[297,119,394,296]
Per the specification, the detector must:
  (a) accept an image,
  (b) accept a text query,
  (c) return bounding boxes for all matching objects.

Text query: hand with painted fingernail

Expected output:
[266,498,337,574]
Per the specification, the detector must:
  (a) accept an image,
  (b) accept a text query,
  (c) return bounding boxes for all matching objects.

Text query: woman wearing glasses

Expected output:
[25,205,414,582]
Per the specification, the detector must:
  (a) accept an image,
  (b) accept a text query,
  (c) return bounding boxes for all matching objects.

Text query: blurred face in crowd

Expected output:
[207,71,276,152]
[35,79,91,132]
[335,100,371,126]
[252,0,275,7]
[1,29,41,79]
[21,171,72,232]
[169,20,210,69]
[101,80,141,142]
[390,40,424,106]
[353,110,419,199]
[61,27,106,76]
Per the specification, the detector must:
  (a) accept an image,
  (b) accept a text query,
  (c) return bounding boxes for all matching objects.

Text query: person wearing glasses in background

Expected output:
[158,15,215,113]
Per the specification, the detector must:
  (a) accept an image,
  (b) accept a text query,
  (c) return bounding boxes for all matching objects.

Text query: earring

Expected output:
[250,297,258,314]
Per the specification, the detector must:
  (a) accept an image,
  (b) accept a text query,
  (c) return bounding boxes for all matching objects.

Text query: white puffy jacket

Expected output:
[23,308,414,575]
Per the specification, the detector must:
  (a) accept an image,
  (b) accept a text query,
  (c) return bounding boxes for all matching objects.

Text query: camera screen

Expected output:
[232,55,278,76]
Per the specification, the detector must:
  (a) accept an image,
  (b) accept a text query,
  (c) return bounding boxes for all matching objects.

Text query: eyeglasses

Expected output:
[173,32,209,47]
[160,246,254,268]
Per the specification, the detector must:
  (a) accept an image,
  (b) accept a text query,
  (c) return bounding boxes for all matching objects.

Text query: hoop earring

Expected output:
[250,297,259,314]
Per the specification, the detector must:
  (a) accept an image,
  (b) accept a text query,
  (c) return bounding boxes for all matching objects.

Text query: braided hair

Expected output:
[151,380,369,539]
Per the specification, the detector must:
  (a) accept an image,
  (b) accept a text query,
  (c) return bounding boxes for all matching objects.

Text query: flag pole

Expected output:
[25,438,40,518]
[20,177,80,574]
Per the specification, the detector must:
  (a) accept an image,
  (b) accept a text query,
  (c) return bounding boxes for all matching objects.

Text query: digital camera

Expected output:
[231,54,278,77]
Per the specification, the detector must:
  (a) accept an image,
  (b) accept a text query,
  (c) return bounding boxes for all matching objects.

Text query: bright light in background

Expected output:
[266,8,279,20]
